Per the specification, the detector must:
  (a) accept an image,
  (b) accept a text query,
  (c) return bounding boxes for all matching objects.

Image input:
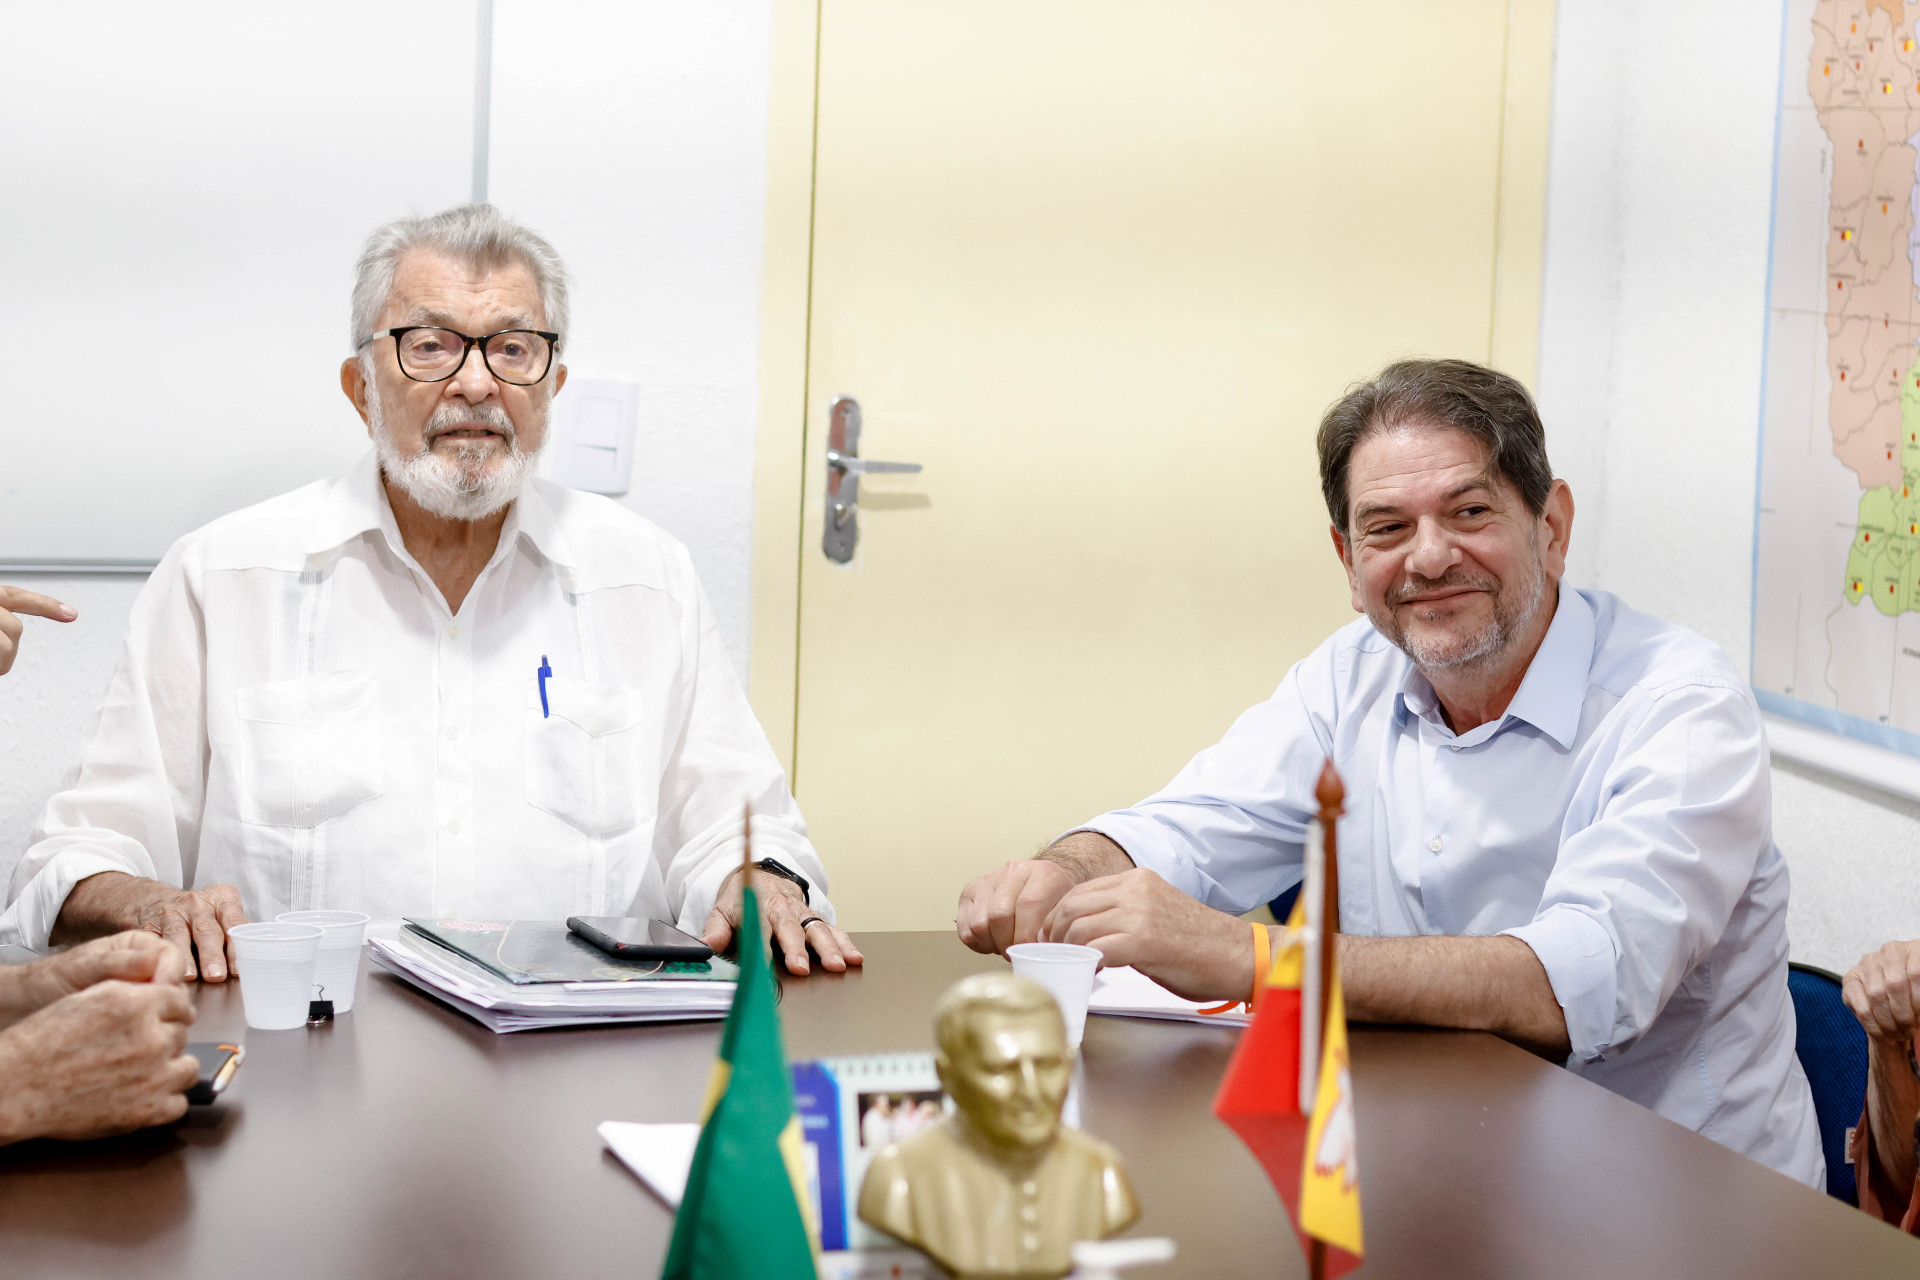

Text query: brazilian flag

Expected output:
[660,881,817,1278]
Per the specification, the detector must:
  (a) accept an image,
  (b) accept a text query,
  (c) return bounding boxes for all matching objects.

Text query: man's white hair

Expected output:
[349,203,569,352]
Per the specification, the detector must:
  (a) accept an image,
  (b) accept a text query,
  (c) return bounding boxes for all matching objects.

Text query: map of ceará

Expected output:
[1756,0,1920,753]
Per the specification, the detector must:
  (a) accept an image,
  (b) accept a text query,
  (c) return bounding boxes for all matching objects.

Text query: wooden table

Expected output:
[0,932,1914,1278]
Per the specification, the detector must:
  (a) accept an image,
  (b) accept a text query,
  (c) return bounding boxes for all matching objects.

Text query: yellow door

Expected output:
[772,1,1553,929]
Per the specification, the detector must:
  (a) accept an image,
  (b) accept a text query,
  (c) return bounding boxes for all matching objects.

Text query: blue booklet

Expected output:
[790,1052,945,1251]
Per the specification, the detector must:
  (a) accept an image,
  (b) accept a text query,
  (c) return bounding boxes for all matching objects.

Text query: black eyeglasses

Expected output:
[357,326,560,386]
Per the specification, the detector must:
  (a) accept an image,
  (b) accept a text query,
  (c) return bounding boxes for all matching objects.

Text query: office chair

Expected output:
[1788,961,1869,1203]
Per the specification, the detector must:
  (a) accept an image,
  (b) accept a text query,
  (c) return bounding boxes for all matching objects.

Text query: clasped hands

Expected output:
[0,931,198,1144]
[957,853,1259,1003]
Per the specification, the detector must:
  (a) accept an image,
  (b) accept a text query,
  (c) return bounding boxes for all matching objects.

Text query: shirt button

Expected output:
[1429,837,1443,852]
[446,727,458,742]
[448,819,462,835]
[1449,742,1461,751]
[1022,1234,1039,1254]
[1020,1206,1038,1224]
[447,625,461,640]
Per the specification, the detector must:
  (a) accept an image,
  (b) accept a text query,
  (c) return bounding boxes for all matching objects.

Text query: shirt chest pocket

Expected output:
[234,669,385,829]
[527,678,643,836]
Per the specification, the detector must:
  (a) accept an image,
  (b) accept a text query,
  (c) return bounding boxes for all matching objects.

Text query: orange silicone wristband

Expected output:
[1250,921,1271,1008]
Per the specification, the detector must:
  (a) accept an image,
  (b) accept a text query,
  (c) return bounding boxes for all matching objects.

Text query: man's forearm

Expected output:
[1866,1036,1920,1204]
[48,872,157,945]
[1338,933,1571,1060]
[1038,832,1135,883]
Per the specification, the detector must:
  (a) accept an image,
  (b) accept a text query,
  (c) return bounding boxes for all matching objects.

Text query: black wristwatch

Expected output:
[753,858,810,905]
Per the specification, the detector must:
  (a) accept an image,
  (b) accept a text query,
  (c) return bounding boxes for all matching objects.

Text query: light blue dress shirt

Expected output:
[1083,586,1823,1186]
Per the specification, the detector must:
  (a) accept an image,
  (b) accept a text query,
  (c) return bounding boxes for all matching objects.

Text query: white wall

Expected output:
[1539,0,1920,974]
[490,0,772,678]
[0,577,144,875]
[0,2,772,867]
[0,2,472,567]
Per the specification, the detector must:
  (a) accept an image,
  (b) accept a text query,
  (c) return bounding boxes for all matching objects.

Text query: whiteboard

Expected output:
[0,2,479,568]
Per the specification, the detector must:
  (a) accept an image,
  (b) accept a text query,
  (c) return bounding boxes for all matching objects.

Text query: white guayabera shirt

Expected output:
[1080,587,1825,1188]
[1,452,832,947]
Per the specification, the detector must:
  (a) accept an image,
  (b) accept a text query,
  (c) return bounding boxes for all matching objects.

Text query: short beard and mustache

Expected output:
[1369,553,1549,674]
[369,391,543,523]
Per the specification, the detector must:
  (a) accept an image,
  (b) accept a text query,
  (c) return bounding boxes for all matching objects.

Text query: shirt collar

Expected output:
[1499,585,1593,749]
[301,450,577,571]
[1395,582,1593,750]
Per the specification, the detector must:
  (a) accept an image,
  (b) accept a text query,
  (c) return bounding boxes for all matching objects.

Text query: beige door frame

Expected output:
[748,0,1557,781]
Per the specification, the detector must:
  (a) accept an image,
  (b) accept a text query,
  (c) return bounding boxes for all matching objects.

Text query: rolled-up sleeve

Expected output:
[1500,678,1766,1065]
[655,565,831,936]
[1077,654,1335,915]
[0,547,209,951]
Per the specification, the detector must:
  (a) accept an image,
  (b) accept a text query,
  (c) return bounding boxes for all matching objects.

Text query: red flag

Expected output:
[1212,901,1361,1279]
[1214,760,1361,1279]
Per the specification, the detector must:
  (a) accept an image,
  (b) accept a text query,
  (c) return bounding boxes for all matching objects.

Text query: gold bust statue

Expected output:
[857,973,1140,1280]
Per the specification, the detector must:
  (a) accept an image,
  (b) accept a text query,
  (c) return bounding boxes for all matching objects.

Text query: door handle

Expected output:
[823,395,922,563]
[826,450,921,477]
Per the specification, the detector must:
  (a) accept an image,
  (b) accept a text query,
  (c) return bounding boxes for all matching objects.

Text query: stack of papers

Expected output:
[1088,965,1253,1028]
[367,930,736,1033]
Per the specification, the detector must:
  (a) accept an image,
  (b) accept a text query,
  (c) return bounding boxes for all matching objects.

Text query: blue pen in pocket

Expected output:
[538,654,552,718]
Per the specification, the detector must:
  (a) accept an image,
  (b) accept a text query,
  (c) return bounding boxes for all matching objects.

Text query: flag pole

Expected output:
[1308,760,1344,1280]
[1314,759,1344,1037]
[743,800,754,880]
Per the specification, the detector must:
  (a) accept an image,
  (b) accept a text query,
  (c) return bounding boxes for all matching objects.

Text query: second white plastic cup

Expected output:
[228,922,323,1030]
[276,910,371,1013]
[1007,941,1102,1050]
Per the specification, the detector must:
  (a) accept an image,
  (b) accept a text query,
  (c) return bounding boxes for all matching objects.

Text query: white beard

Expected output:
[370,394,543,522]
[1374,551,1550,675]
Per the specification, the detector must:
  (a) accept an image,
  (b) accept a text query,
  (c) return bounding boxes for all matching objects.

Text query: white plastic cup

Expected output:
[276,910,371,1013]
[1007,942,1102,1050]
[229,923,323,1030]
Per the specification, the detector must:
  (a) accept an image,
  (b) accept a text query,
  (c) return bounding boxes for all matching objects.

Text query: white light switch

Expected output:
[546,376,639,496]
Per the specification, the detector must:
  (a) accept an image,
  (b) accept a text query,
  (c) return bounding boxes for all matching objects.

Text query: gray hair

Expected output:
[1316,358,1554,532]
[349,203,570,354]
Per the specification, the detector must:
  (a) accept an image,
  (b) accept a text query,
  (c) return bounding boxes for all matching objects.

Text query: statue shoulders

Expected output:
[890,1119,975,1173]
[1048,1129,1141,1236]
[857,1125,979,1238]
[856,1141,916,1240]
[1052,1125,1126,1171]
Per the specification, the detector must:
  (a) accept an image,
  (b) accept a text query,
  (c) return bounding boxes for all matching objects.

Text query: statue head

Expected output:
[933,973,1072,1153]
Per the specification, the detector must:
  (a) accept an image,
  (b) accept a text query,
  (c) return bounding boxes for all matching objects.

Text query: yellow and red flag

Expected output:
[1212,762,1362,1279]
[1299,967,1363,1258]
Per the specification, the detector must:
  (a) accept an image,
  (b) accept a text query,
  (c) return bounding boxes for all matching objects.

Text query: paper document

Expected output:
[1087,965,1253,1028]
[367,933,734,1033]
[598,1119,931,1279]
[599,1122,701,1205]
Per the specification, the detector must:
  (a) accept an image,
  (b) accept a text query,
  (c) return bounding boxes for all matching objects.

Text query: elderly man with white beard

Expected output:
[0,204,860,980]
[955,359,1824,1185]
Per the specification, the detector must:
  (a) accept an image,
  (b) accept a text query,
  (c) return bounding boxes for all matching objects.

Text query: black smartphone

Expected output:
[566,916,714,961]
[185,1042,244,1105]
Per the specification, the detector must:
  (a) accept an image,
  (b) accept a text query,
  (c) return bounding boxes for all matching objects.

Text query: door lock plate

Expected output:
[822,395,922,564]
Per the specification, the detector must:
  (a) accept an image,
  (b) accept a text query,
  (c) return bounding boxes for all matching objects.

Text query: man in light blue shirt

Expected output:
[955,358,1822,1185]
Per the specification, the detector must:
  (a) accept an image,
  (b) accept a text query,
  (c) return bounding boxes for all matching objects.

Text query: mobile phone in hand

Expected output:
[186,1042,244,1105]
